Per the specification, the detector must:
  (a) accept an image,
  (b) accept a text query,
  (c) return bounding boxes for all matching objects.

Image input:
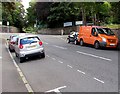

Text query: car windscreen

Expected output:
[20,37,40,45]
[96,28,115,35]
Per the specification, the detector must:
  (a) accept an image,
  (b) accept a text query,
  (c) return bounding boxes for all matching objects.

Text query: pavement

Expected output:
[1,34,27,92]
[1,33,119,93]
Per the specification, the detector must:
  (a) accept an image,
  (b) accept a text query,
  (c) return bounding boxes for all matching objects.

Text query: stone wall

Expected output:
[0,26,19,33]
[37,26,80,35]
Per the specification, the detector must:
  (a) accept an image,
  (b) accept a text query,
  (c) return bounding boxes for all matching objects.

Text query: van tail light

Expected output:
[39,41,42,46]
[19,44,23,49]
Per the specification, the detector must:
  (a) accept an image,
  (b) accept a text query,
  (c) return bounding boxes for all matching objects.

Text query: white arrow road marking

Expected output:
[53,45,67,50]
[46,86,66,94]
[76,51,112,61]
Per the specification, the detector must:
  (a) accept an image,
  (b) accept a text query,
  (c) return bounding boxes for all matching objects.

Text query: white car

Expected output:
[14,34,45,63]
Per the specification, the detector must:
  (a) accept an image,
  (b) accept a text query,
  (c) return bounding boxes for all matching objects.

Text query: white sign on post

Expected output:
[0,21,2,25]
[7,22,9,26]
[75,21,83,25]
[64,22,72,27]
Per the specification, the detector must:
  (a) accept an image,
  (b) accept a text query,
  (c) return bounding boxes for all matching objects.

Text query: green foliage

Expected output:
[2,2,25,31]
[26,2,120,29]
[25,1,36,27]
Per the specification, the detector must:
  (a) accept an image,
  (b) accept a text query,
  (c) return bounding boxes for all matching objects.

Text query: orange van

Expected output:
[78,26,118,49]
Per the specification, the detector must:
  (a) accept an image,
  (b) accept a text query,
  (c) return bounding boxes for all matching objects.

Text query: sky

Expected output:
[21,0,31,10]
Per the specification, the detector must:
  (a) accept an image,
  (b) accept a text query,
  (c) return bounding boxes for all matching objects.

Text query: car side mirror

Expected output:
[94,32,98,36]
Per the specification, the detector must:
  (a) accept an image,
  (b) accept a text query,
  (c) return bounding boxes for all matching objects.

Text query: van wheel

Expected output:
[74,40,78,45]
[80,39,84,46]
[94,41,100,49]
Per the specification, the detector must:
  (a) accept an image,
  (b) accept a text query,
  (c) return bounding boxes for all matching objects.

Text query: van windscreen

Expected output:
[97,28,115,35]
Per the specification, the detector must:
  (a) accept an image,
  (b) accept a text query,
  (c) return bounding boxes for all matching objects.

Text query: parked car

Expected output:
[77,26,118,49]
[67,31,79,45]
[14,34,45,63]
[7,35,18,52]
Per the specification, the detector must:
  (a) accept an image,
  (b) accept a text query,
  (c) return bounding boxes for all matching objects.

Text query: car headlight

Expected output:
[102,37,107,42]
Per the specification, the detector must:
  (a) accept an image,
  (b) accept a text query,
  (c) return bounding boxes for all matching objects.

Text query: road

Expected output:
[1,33,119,93]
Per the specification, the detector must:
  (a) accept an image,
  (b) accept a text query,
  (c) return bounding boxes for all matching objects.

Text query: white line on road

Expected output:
[0,56,2,59]
[46,86,67,93]
[46,55,50,57]
[58,61,63,64]
[93,77,104,84]
[43,42,49,45]
[77,70,86,74]
[51,57,56,60]
[67,65,73,68]
[53,45,67,50]
[76,51,112,61]
[5,44,34,92]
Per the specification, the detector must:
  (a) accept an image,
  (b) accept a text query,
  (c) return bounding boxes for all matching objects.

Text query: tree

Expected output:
[26,1,36,27]
[2,2,25,31]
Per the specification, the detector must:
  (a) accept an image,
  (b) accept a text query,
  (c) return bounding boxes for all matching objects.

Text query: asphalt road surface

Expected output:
[1,33,119,93]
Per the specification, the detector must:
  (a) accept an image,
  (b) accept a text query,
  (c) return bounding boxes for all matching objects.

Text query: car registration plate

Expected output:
[27,45,36,48]
[110,44,115,46]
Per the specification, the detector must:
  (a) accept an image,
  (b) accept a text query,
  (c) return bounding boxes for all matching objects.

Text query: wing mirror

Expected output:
[94,32,98,36]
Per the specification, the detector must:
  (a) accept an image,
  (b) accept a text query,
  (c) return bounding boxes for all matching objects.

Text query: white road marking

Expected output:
[58,61,63,64]
[67,65,73,68]
[93,77,104,84]
[46,55,50,57]
[53,45,67,50]
[46,86,66,93]
[52,57,56,60]
[76,51,112,61]
[77,70,86,74]
[5,44,34,92]
[43,42,49,45]
[0,56,2,59]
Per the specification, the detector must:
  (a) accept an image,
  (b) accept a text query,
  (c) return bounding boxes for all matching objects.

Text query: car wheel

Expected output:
[74,40,78,45]
[67,38,70,43]
[19,57,24,63]
[94,41,100,49]
[41,53,45,58]
[15,52,18,57]
[9,46,13,52]
[80,39,84,46]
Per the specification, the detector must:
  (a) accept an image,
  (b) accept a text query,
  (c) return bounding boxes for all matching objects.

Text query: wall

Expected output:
[0,26,19,33]
[37,26,80,35]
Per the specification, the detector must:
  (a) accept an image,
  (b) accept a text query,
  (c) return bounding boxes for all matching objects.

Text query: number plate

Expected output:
[110,44,115,46]
[27,45,36,48]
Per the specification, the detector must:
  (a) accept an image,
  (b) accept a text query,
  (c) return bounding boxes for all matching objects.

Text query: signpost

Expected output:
[7,21,9,33]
